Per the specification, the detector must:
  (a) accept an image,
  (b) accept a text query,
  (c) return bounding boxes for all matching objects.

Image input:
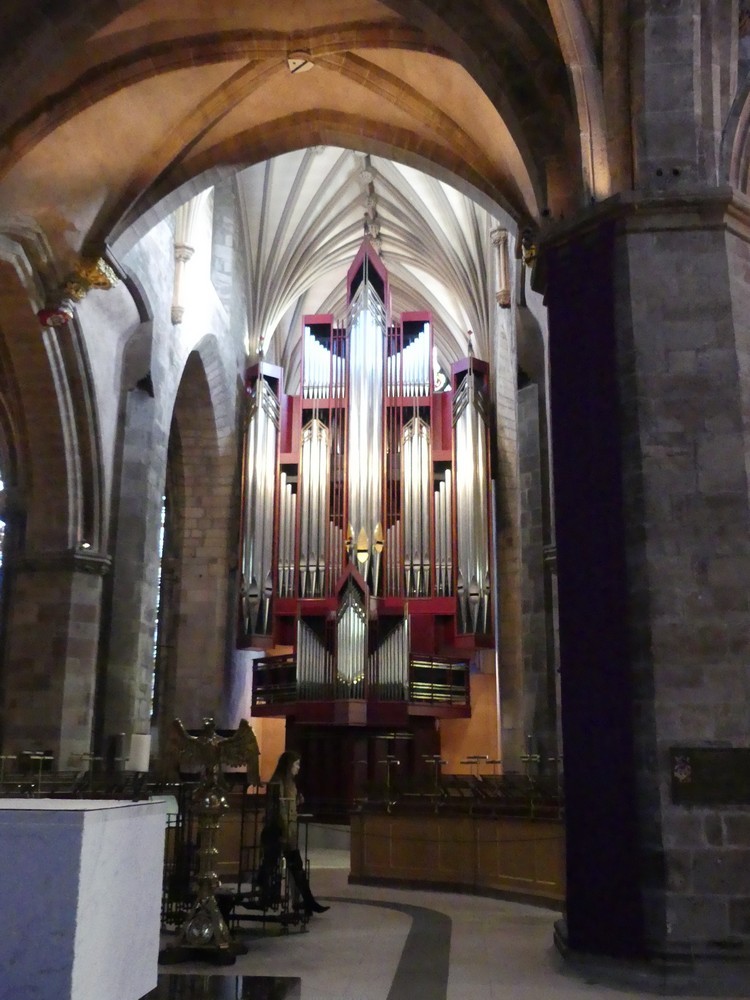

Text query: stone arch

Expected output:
[723,68,750,191]
[699,0,741,184]
[545,0,610,201]
[0,244,103,553]
[0,243,109,764]
[0,0,592,268]
[109,112,536,255]
[157,339,240,739]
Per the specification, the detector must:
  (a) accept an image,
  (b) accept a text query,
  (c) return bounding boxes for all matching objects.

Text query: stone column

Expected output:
[542,189,750,982]
[518,382,557,772]
[490,228,511,308]
[171,191,210,325]
[1,551,108,768]
[490,262,525,770]
[101,387,165,753]
[171,244,194,325]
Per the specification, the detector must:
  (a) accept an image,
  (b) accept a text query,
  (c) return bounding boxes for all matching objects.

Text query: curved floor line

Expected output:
[324,896,452,1000]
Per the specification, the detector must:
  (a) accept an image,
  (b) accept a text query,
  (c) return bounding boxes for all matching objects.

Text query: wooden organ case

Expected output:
[239,240,494,816]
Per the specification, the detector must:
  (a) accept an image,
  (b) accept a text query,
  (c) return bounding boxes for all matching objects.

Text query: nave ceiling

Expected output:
[234,148,505,383]
[0,0,591,290]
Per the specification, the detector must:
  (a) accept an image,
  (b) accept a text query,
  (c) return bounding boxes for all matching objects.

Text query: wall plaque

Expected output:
[670,747,750,806]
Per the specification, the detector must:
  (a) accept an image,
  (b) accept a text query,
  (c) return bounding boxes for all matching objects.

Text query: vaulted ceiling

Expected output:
[0,1,591,365]
[0,1,584,253]
[235,148,502,377]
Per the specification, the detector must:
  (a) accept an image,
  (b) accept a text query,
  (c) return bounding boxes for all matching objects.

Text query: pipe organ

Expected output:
[240,240,494,736]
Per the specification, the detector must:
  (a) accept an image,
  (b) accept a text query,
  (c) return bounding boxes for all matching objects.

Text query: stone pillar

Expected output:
[1,552,108,768]
[171,191,210,325]
[518,383,557,771]
[543,190,750,983]
[101,388,165,751]
[171,243,194,325]
[491,274,525,770]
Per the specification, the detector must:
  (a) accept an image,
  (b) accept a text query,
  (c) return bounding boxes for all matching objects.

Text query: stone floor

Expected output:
[151,849,748,1000]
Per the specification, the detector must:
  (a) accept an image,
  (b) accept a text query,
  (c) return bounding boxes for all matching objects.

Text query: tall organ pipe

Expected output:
[242,376,279,634]
[454,372,490,632]
[299,419,330,598]
[402,418,430,597]
[347,279,385,587]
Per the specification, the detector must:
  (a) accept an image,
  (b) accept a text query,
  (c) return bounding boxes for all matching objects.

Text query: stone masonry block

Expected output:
[729,899,750,936]
[692,850,750,895]
[666,893,729,942]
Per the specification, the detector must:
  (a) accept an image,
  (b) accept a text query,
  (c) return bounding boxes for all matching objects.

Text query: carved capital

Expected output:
[174,243,195,264]
[490,227,508,249]
[37,256,119,326]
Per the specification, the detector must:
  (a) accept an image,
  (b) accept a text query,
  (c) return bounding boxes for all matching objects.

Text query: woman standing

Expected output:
[257,750,329,916]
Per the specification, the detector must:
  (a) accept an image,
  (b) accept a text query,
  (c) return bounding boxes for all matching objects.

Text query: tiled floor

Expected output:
[155,850,747,1000]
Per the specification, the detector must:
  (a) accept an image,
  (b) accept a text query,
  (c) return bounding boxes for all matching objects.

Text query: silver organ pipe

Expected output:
[299,419,330,597]
[242,376,279,634]
[336,580,367,698]
[297,619,332,699]
[390,325,431,397]
[386,323,433,396]
[303,326,345,399]
[453,371,491,633]
[386,521,402,597]
[402,418,431,597]
[402,610,410,698]
[368,614,409,701]
[297,618,308,698]
[289,490,297,596]
[347,281,385,587]
[278,473,297,598]
[434,479,442,596]
[433,470,453,597]
[329,522,343,595]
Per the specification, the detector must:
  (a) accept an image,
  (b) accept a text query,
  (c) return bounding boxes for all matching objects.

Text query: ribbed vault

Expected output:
[0,0,591,277]
[234,148,504,388]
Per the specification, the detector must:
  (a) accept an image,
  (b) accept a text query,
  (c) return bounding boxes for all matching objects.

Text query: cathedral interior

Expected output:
[0,2,749,997]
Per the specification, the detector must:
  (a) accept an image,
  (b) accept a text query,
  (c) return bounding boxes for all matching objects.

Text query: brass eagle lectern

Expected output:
[160,717,260,965]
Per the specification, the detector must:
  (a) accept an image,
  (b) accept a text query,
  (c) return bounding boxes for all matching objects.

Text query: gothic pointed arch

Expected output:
[157,338,240,740]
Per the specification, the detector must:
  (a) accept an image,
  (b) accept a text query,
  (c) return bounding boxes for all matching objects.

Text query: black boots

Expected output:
[305,897,330,915]
[286,849,330,915]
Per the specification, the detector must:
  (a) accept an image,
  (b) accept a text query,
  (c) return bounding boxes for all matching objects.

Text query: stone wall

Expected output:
[621,202,750,956]
[3,559,104,766]
[544,191,750,974]
[101,199,244,754]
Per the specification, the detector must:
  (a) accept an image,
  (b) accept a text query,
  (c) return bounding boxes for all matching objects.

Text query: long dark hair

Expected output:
[269,750,300,791]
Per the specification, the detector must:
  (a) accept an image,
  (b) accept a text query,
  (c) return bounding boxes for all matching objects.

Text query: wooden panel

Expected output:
[351,811,565,904]
[436,816,474,881]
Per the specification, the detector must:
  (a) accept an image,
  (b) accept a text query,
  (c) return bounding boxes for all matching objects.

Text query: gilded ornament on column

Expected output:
[63,257,119,299]
[37,255,119,326]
